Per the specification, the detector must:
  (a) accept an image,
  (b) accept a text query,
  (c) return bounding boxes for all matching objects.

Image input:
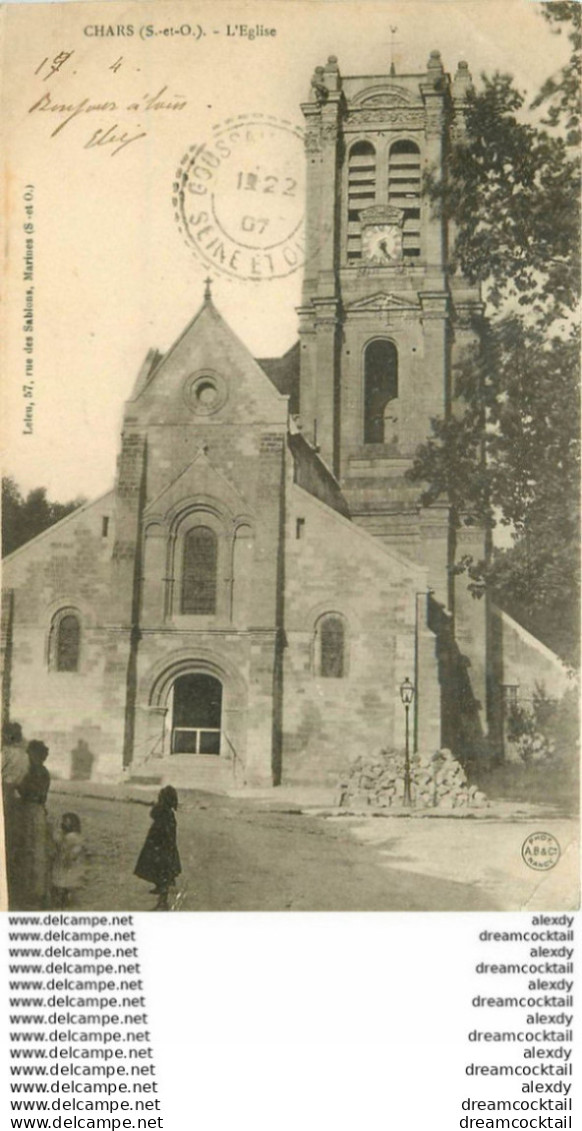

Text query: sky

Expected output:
[1,0,572,500]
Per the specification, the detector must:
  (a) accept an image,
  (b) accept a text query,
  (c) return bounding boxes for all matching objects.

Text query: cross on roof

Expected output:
[389,26,400,76]
[204,276,212,301]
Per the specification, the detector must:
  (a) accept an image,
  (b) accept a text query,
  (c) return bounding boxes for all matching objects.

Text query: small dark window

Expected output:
[502,684,520,714]
[102,516,109,538]
[320,616,345,678]
[181,526,218,615]
[364,340,398,444]
[56,614,80,672]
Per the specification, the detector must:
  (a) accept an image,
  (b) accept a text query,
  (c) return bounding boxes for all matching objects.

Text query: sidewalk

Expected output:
[50,776,571,822]
[50,777,339,811]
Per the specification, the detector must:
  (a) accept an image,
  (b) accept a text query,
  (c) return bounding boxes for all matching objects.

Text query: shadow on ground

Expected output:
[42,789,501,913]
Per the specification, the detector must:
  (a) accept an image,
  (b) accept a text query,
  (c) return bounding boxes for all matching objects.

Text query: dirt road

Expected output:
[46,790,504,912]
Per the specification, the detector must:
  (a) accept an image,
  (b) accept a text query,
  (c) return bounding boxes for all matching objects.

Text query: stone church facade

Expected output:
[1,52,567,789]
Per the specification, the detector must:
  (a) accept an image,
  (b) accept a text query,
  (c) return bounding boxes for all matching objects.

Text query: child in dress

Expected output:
[134,785,181,911]
[52,812,86,908]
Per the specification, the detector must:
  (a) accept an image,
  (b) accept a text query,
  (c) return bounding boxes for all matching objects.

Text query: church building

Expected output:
[1,52,567,790]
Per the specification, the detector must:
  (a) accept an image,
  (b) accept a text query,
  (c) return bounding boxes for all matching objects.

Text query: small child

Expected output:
[52,812,86,908]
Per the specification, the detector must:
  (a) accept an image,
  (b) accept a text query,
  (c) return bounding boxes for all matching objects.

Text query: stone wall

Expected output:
[492,607,571,702]
[115,301,291,786]
[1,494,122,781]
[280,484,437,784]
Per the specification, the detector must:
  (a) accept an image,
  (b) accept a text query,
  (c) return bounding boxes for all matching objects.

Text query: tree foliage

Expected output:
[506,683,580,768]
[442,71,579,319]
[532,1,581,146]
[2,477,86,557]
[409,2,581,666]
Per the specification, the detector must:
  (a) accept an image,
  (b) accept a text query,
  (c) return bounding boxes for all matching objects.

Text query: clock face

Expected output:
[362,223,402,264]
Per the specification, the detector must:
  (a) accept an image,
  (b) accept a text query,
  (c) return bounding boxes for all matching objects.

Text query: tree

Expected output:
[1,477,86,557]
[408,2,581,666]
[532,1,581,146]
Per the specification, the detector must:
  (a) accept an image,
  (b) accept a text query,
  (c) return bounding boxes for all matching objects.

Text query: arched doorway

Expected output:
[170,673,222,754]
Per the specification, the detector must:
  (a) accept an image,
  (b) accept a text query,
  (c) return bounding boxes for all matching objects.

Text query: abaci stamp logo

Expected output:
[173,114,306,281]
[521,830,561,871]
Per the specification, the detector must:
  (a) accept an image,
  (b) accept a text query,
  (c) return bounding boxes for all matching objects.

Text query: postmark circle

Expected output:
[173,114,306,282]
[521,830,561,871]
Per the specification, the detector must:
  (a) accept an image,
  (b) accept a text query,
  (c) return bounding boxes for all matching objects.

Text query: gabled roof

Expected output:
[2,490,115,565]
[293,484,428,580]
[129,293,287,421]
[256,341,300,413]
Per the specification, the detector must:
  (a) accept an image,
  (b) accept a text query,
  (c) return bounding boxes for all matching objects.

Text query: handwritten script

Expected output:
[28,52,188,156]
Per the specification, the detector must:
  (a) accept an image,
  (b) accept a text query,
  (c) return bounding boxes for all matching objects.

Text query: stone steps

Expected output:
[129,754,236,794]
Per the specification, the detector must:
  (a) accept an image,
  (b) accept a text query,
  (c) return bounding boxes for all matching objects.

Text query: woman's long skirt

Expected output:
[16,803,51,909]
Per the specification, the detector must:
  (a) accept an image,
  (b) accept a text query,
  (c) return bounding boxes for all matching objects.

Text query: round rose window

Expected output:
[184,371,227,415]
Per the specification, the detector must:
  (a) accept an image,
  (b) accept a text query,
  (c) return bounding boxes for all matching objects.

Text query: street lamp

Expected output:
[399,677,415,807]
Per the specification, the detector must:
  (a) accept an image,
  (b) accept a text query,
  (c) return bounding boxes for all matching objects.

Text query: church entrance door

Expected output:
[171,673,222,755]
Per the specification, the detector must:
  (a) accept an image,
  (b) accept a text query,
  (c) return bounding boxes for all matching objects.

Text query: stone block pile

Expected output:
[339,747,488,810]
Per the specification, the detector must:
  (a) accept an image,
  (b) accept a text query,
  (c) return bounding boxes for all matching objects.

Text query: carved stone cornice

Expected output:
[350,84,417,108]
[320,122,341,146]
[303,119,342,154]
[360,205,404,228]
[345,291,419,315]
[298,298,341,330]
[312,297,341,330]
[304,129,322,153]
[453,301,486,330]
[345,107,425,128]
[420,86,447,137]
[419,290,449,320]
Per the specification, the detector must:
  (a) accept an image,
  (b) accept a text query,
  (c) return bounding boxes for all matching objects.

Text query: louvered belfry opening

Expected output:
[347,141,376,261]
[388,140,421,258]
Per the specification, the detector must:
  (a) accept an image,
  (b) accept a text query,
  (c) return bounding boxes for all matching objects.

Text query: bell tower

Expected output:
[299,50,490,738]
[298,52,481,570]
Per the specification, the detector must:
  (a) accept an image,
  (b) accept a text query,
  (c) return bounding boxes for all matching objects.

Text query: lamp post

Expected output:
[400,677,415,807]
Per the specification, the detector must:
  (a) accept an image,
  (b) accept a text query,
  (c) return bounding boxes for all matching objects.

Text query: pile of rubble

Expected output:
[339,747,488,811]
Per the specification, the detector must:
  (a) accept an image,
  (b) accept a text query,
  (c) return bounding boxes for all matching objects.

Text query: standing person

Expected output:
[134,785,181,911]
[51,812,86,908]
[15,740,51,909]
[1,722,28,906]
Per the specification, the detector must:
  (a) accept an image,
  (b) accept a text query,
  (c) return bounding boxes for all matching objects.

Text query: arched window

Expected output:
[347,141,376,261]
[318,615,346,678]
[363,340,398,444]
[388,140,421,258]
[181,526,218,615]
[50,611,81,672]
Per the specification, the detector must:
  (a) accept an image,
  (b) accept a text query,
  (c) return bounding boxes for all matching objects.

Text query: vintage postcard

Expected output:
[1,0,579,912]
